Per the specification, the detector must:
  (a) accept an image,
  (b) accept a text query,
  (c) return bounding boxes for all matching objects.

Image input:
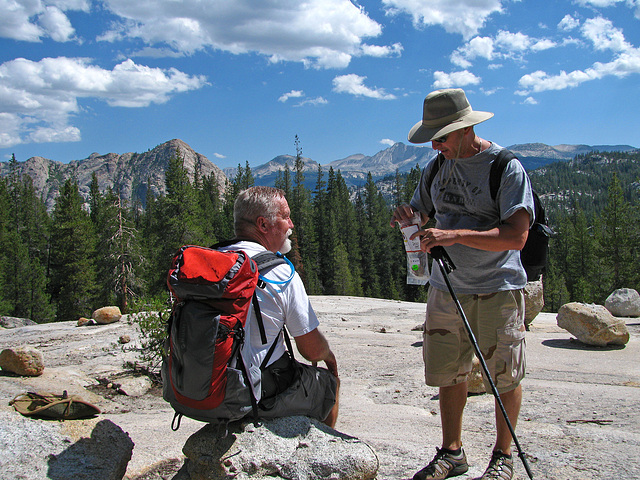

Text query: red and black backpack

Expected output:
[161,244,287,429]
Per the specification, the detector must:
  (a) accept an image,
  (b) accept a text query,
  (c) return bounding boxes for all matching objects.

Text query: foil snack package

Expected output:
[399,215,429,285]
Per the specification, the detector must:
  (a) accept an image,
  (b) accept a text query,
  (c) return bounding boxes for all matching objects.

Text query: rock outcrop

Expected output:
[173,416,379,480]
[0,412,134,480]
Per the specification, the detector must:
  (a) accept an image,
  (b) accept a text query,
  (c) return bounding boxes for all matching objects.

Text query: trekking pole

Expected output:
[430,246,534,480]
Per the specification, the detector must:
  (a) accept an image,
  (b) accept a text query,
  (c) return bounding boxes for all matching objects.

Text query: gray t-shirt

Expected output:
[410,142,535,294]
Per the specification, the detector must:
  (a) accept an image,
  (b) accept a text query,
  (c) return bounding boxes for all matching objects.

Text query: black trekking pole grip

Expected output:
[432,250,534,480]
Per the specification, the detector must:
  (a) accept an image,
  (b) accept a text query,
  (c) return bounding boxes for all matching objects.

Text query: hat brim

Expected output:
[408,111,494,144]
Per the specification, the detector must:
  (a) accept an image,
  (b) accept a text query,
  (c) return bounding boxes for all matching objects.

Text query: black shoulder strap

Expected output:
[425,153,444,218]
[251,251,288,346]
[489,149,517,201]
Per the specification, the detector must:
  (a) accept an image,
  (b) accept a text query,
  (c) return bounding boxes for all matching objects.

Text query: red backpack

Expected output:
[162,245,286,429]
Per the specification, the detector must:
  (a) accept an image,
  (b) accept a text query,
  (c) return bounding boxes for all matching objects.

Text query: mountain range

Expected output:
[1,139,636,210]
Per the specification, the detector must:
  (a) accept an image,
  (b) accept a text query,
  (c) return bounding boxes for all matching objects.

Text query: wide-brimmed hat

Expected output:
[408,88,493,144]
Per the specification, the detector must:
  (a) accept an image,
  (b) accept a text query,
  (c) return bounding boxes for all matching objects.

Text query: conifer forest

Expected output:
[1,147,639,323]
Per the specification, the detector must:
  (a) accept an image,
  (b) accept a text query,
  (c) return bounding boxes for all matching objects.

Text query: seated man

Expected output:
[219,186,339,427]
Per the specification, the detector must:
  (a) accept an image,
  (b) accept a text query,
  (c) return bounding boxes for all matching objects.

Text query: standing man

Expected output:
[391,89,535,480]
[220,186,340,427]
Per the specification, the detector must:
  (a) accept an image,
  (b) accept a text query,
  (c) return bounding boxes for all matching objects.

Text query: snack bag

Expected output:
[399,213,429,285]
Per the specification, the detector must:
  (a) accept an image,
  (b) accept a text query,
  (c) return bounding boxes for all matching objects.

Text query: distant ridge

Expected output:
[2,140,636,207]
[0,139,226,211]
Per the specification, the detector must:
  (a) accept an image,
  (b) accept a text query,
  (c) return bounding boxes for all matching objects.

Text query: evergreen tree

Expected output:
[599,173,636,294]
[49,178,98,321]
[146,150,203,294]
[0,158,53,322]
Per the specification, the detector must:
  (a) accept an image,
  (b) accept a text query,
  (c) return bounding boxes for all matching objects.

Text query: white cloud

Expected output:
[582,17,630,52]
[98,0,392,69]
[0,0,88,42]
[361,42,404,58]
[576,0,640,19]
[279,90,304,103]
[451,30,556,68]
[380,138,396,147]
[295,96,328,107]
[558,14,580,31]
[433,70,481,89]
[38,5,76,42]
[0,56,207,147]
[523,96,538,105]
[382,0,503,40]
[517,14,640,95]
[213,152,226,159]
[332,74,396,100]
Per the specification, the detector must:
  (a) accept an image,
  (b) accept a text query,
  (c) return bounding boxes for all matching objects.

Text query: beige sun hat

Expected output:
[408,88,494,144]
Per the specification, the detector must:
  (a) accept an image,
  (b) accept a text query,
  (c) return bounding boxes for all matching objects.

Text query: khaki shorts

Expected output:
[423,287,526,393]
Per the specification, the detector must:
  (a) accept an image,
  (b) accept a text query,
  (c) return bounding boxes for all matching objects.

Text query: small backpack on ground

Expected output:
[161,244,292,430]
[425,148,555,282]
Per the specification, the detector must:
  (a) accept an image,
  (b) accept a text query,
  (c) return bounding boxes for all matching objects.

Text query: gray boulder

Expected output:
[605,288,640,317]
[173,416,379,480]
[0,316,37,328]
[0,412,133,480]
[557,302,629,346]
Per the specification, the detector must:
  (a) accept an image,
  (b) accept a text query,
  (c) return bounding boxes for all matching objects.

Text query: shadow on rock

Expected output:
[47,419,134,480]
[542,338,626,351]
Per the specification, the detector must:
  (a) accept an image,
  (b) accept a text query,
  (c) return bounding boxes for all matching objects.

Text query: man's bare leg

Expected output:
[493,384,522,454]
[440,382,468,450]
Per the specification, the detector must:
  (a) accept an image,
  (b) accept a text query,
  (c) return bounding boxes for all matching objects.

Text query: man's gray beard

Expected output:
[280,231,293,254]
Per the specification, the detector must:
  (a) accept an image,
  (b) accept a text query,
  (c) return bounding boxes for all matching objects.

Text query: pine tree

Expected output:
[49,178,98,321]
[599,173,635,295]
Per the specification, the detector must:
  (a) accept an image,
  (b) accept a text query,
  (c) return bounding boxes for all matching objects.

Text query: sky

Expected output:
[1,0,640,169]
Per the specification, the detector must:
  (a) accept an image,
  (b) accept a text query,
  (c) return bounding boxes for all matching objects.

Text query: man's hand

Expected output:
[390,204,421,228]
[295,329,338,377]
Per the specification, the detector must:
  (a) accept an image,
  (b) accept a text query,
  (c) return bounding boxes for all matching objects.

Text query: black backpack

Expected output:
[425,148,554,281]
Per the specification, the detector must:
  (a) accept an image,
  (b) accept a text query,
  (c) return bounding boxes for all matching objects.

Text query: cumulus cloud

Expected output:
[332,74,396,99]
[517,15,640,95]
[0,0,88,42]
[558,14,580,31]
[279,90,305,103]
[382,0,503,40]
[432,70,481,89]
[97,0,393,69]
[451,30,556,68]
[0,57,207,147]
[380,138,396,147]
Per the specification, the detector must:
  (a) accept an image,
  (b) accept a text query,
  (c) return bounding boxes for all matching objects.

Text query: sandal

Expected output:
[10,391,101,420]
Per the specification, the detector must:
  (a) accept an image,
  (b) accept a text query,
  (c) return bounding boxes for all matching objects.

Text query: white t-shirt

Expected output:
[218,240,319,369]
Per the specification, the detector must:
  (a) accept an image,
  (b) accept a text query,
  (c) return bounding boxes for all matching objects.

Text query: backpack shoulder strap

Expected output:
[425,153,444,218]
[489,148,517,201]
[252,251,287,272]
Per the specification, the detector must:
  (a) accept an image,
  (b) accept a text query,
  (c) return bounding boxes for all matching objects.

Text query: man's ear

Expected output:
[256,216,269,233]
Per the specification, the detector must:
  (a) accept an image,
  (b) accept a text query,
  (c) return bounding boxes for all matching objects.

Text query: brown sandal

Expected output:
[10,391,100,420]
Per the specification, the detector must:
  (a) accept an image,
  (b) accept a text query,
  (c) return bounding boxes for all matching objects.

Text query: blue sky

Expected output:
[1,0,639,169]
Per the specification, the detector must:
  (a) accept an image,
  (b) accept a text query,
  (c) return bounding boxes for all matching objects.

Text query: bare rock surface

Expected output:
[0,297,639,480]
[174,416,379,480]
